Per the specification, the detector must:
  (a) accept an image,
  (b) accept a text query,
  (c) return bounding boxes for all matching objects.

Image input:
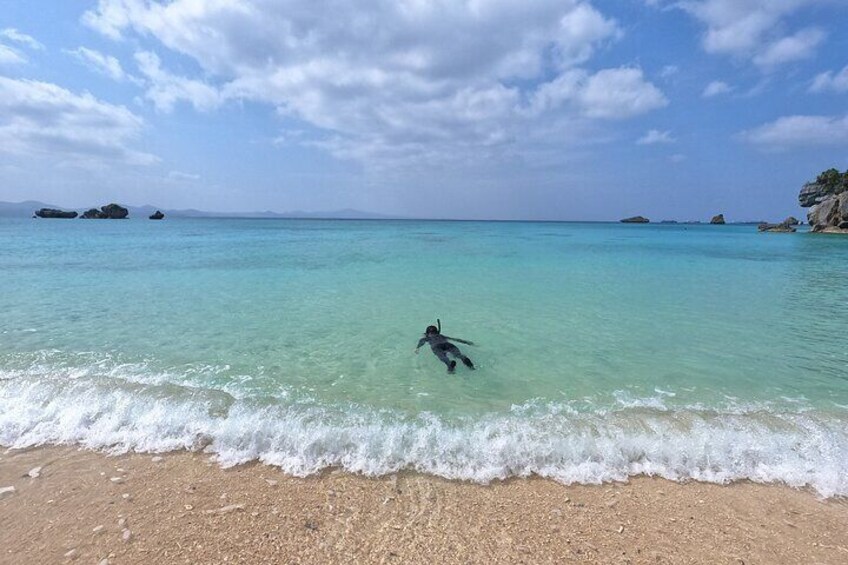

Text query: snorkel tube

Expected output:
[437,319,441,333]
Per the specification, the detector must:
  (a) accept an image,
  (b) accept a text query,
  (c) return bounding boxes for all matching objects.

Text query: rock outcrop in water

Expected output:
[710,214,725,225]
[620,216,650,223]
[758,221,796,233]
[149,210,165,220]
[34,208,78,219]
[80,203,129,219]
[799,169,848,233]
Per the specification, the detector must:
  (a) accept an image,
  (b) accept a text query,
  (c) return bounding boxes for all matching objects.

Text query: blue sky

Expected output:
[1,0,847,221]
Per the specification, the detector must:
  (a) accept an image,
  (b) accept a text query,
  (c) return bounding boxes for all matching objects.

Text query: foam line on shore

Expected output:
[2,371,846,498]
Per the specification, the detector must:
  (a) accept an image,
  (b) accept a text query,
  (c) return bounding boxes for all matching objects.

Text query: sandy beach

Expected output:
[0,447,846,564]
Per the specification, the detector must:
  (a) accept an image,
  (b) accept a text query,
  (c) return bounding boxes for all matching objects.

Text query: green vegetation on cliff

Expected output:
[815,168,848,196]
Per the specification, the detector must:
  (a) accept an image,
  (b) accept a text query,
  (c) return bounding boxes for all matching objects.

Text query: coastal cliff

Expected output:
[799,169,848,233]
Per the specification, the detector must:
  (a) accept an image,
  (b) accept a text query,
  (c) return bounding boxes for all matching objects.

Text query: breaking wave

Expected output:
[1,363,847,498]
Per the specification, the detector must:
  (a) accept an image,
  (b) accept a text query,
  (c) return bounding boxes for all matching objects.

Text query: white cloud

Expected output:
[0,28,43,65]
[637,129,675,145]
[554,3,623,68]
[0,44,26,65]
[65,47,136,83]
[81,0,665,165]
[0,28,44,50]
[576,68,668,119]
[530,67,669,121]
[660,65,679,79]
[810,65,848,93]
[84,1,622,80]
[167,170,200,181]
[135,51,223,112]
[0,76,157,165]
[740,114,848,149]
[752,28,825,68]
[678,0,827,68]
[702,80,733,97]
[531,67,668,119]
[82,0,141,40]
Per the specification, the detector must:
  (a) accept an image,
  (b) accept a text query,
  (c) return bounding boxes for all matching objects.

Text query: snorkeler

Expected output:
[414,319,475,373]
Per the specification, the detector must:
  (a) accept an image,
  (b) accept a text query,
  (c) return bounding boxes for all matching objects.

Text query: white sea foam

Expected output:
[2,372,847,498]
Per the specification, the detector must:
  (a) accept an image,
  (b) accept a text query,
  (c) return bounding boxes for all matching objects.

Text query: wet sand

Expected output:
[1,446,847,564]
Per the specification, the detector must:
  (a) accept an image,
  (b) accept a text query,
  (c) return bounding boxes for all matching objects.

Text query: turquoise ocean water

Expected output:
[1,218,846,496]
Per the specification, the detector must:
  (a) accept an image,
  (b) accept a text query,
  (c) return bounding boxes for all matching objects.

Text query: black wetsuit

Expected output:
[416,333,475,372]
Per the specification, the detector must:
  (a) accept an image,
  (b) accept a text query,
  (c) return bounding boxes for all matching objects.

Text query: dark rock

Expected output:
[81,208,104,219]
[620,216,650,224]
[80,203,129,219]
[783,216,800,226]
[659,220,678,224]
[758,222,796,233]
[710,214,725,225]
[101,203,129,219]
[149,210,165,220]
[34,208,78,219]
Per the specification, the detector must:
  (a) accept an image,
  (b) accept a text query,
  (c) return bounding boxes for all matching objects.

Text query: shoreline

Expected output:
[2,446,847,564]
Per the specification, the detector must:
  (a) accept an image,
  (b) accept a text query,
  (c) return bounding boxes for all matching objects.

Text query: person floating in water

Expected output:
[414,320,475,373]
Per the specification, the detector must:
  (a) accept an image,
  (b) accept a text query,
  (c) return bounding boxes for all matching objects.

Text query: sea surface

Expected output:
[1,218,847,496]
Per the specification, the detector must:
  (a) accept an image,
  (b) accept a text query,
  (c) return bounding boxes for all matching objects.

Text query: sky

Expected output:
[1,0,847,221]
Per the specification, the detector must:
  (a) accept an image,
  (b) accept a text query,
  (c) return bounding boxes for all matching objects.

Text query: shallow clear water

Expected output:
[1,218,847,495]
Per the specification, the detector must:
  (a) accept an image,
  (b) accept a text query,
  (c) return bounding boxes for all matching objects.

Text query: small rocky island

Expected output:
[81,203,129,219]
[758,219,797,233]
[710,214,725,225]
[620,216,650,223]
[799,169,848,233]
[34,208,78,219]
[32,203,155,220]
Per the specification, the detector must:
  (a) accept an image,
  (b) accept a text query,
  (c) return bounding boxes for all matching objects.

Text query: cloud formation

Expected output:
[0,44,25,65]
[0,76,157,166]
[135,51,223,112]
[740,114,848,148]
[0,28,43,50]
[66,46,137,83]
[167,170,200,181]
[0,28,43,66]
[637,129,675,145]
[702,80,732,98]
[678,0,826,69]
[751,28,825,68]
[82,0,666,164]
[810,65,848,94]
[531,67,667,119]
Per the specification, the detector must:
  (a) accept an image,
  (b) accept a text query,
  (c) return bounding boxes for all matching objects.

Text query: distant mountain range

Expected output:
[0,201,402,220]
